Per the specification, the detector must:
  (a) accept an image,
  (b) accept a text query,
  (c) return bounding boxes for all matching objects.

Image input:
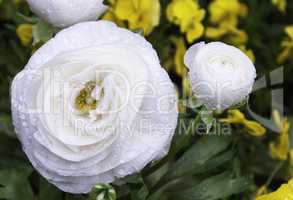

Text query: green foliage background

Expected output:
[0,0,292,200]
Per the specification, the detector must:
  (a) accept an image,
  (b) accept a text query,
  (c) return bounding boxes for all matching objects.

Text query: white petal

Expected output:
[184,41,205,68]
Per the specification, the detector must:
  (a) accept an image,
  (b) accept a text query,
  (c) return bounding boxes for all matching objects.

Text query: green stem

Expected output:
[265,161,285,187]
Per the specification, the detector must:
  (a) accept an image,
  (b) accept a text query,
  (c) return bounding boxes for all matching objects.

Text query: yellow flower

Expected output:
[269,110,290,161]
[207,0,249,46]
[208,0,247,25]
[256,179,293,200]
[102,9,126,28]
[166,0,205,43]
[272,0,287,12]
[206,22,248,45]
[170,37,187,77]
[16,24,33,47]
[107,0,160,35]
[239,45,256,62]
[220,109,266,137]
[170,37,190,97]
[277,25,293,64]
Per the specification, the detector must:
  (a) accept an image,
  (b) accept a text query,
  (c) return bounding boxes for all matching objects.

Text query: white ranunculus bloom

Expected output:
[184,42,256,110]
[11,21,178,194]
[26,0,107,27]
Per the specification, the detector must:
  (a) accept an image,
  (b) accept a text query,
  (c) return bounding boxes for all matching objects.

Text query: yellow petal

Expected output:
[209,0,245,23]
[102,10,126,27]
[166,0,205,40]
[219,109,245,124]
[285,25,293,40]
[205,26,227,39]
[186,22,204,43]
[272,0,287,12]
[277,47,291,64]
[113,0,160,35]
[269,137,289,161]
[270,112,290,161]
[244,120,266,137]
[228,27,248,45]
[171,37,187,77]
[256,179,293,200]
[114,0,136,19]
[239,3,248,17]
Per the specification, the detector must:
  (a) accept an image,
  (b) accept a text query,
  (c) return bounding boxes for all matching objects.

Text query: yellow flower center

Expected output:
[75,81,98,114]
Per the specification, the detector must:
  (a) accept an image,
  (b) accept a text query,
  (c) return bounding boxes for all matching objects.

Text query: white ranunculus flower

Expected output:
[184,42,256,110]
[26,0,107,27]
[11,21,178,194]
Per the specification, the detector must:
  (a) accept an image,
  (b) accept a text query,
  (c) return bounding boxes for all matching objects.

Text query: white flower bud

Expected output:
[26,0,107,27]
[184,42,256,110]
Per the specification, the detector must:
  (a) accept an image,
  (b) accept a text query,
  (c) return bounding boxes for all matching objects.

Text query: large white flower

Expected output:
[11,21,178,194]
[184,42,256,110]
[26,0,107,27]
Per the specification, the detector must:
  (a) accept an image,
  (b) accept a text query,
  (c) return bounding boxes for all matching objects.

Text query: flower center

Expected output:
[74,81,99,114]
[210,56,234,69]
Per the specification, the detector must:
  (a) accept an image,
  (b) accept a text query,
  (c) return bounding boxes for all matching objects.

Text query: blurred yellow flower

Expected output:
[102,9,125,28]
[220,109,266,137]
[269,110,290,161]
[166,0,205,43]
[171,37,186,77]
[256,179,293,200]
[209,0,247,25]
[277,25,293,64]
[272,0,287,12]
[239,45,255,62]
[16,24,33,47]
[206,22,248,45]
[105,0,160,35]
[170,37,190,96]
[207,0,249,48]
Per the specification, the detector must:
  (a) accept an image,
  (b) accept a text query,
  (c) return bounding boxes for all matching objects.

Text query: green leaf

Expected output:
[32,20,55,45]
[168,172,251,200]
[160,136,231,182]
[125,175,149,200]
[169,116,199,156]
[0,167,33,200]
[89,184,116,200]
[0,134,28,169]
[66,194,88,200]
[0,114,15,137]
[39,177,63,200]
